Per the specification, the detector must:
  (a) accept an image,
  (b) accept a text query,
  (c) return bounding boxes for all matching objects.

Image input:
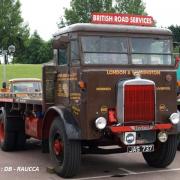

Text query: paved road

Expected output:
[0,139,180,180]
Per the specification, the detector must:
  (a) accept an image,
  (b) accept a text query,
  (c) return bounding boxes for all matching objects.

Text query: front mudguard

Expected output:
[43,106,81,140]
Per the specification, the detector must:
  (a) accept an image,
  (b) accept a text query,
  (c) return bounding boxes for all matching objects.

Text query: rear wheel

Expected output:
[178,143,180,151]
[49,118,81,178]
[177,135,180,151]
[0,114,16,151]
[0,115,5,143]
[16,132,26,150]
[15,116,26,150]
[143,135,177,167]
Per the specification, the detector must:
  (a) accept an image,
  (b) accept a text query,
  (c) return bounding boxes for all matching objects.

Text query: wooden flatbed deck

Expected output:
[0,92,43,106]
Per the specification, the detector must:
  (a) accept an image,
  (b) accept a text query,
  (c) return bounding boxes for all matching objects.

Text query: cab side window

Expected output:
[71,40,80,65]
[53,49,58,62]
[58,48,67,65]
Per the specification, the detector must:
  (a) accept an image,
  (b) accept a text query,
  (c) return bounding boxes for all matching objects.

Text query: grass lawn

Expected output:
[0,64,42,85]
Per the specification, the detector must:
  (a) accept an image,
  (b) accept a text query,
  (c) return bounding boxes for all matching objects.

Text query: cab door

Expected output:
[69,39,81,120]
[55,42,70,106]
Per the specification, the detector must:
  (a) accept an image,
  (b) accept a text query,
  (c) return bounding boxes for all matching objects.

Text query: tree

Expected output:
[0,0,29,61]
[24,31,53,64]
[59,0,148,26]
[59,0,115,26]
[115,0,147,15]
[168,25,180,54]
[168,25,180,43]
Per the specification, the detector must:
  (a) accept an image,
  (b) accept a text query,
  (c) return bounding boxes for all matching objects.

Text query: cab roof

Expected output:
[9,78,41,83]
[53,23,172,38]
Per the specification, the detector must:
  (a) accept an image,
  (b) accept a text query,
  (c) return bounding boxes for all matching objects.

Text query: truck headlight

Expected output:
[169,112,180,125]
[95,117,107,130]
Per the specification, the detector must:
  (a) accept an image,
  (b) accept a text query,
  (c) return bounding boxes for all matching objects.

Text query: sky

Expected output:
[20,0,180,40]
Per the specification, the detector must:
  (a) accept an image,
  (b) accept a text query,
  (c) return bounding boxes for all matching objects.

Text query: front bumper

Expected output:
[109,123,172,134]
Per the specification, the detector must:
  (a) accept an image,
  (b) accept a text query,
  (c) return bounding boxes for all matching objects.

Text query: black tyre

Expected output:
[49,118,81,178]
[15,116,26,150]
[177,135,180,151]
[0,113,16,151]
[178,143,180,151]
[16,132,26,150]
[143,135,177,168]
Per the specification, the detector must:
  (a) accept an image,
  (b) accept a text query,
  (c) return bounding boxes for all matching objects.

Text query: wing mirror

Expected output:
[53,36,70,49]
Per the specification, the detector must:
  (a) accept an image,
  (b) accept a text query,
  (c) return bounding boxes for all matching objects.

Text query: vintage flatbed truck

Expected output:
[0,22,180,178]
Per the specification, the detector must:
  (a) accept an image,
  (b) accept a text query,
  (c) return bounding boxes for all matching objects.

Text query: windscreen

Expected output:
[131,38,172,65]
[12,82,42,93]
[81,36,173,65]
[81,36,128,64]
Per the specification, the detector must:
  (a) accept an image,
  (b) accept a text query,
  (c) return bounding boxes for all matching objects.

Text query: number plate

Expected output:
[127,144,154,153]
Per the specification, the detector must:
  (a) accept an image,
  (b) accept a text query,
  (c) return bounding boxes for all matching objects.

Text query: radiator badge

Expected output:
[133,71,141,79]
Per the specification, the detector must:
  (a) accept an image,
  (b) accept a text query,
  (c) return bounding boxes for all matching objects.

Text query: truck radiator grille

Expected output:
[124,85,155,123]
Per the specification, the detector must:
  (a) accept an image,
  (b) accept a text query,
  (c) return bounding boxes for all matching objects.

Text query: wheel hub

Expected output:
[0,121,5,143]
[53,139,63,155]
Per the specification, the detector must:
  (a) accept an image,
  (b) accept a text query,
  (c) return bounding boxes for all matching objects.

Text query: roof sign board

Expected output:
[92,13,154,26]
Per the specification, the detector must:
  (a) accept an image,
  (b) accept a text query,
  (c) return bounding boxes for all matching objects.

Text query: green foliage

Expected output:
[0,0,30,59]
[0,64,42,85]
[13,31,53,64]
[115,0,147,15]
[0,1,53,64]
[59,0,147,26]
[168,25,180,55]
[168,25,180,44]
[59,0,115,26]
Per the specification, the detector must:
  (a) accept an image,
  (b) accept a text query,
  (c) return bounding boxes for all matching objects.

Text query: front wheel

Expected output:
[143,135,177,168]
[49,118,81,178]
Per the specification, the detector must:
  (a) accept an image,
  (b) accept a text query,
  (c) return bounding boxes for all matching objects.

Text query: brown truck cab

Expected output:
[0,22,179,178]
